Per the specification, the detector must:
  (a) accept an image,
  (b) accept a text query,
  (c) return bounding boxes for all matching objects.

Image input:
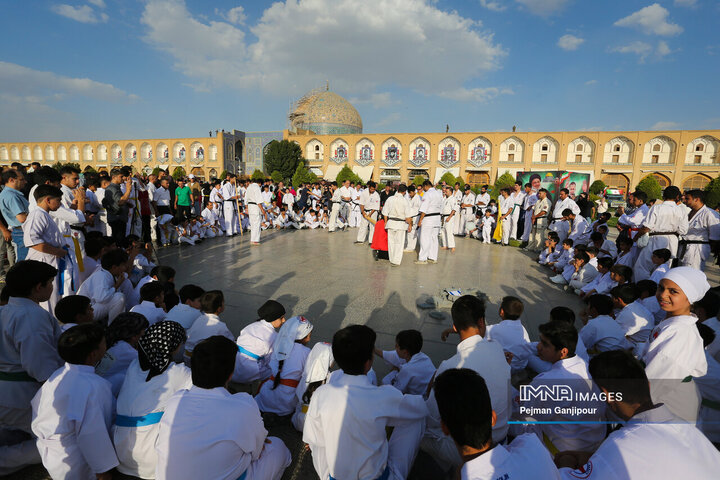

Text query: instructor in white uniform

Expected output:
[246,179,268,245]
[416,181,443,264]
[382,184,412,266]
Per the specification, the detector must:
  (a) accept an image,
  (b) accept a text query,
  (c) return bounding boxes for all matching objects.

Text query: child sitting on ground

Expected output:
[95,312,149,397]
[235,299,287,383]
[255,316,314,416]
[79,236,103,285]
[31,323,118,480]
[611,284,654,349]
[538,232,560,265]
[76,249,128,325]
[54,295,94,331]
[579,257,616,298]
[184,290,234,362]
[649,248,672,283]
[579,294,630,355]
[548,238,574,273]
[165,284,204,331]
[614,236,636,268]
[636,279,664,326]
[374,329,436,395]
[130,281,166,325]
[609,264,633,288]
[303,325,428,480]
[291,342,334,432]
[485,296,531,373]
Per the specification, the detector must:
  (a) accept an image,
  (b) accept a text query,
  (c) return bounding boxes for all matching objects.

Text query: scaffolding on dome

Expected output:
[287,85,327,133]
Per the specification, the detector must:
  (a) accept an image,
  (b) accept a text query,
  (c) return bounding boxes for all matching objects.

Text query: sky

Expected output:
[1,0,719,142]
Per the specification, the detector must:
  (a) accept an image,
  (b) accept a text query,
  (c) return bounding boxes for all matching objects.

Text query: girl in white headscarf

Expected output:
[291,342,334,432]
[254,316,313,416]
[640,266,710,423]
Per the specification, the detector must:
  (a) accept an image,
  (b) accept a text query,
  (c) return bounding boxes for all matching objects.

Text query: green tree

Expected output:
[336,165,362,185]
[455,176,465,188]
[172,166,186,180]
[151,167,162,177]
[705,176,720,208]
[439,172,456,186]
[635,174,663,201]
[292,161,318,187]
[270,170,284,183]
[263,140,302,179]
[491,171,516,200]
[589,180,607,195]
[251,169,266,181]
[219,170,228,179]
[83,167,96,174]
[51,161,81,172]
[413,175,425,186]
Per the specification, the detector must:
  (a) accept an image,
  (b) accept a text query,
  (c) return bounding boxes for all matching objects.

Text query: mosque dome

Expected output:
[289,88,363,135]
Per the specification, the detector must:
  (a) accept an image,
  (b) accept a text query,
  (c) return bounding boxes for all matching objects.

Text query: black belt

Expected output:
[679,239,710,245]
[247,202,257,205]
[650,232,679,237]
[331,201,341,204]
[70,225,85,233]
[387,217,406,222]
[423,212,440,217]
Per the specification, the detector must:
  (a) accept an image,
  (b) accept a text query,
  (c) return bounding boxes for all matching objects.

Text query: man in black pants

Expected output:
[103,168,132,244]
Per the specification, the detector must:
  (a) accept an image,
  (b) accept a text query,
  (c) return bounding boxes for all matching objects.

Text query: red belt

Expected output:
[259,375,300,390]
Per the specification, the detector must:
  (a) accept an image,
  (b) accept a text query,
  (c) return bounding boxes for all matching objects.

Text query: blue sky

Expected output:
[1,0,718,142]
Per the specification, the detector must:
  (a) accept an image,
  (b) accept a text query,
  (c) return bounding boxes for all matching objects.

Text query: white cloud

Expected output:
[515,0,572,17]
[51,4,108,24]
[374,112,403,128]
[348,92,399,109]
[87,0,106,8]
[614,4,682,36]
[584,79,597,85]
[437,87,514,102]
[674,0,697,7]
[226,6,246,25]
[141,0,508,100]
[479,0,507,12]
[557,34,584,51]
[0,61,137,103]
[651,121,680,130]
[611,40,674,62]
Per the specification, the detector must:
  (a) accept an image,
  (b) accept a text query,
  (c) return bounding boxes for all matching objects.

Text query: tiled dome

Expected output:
[291,90,363,135]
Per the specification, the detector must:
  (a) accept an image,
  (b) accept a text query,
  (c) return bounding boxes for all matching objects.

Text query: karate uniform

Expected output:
[208,186,223,209]
[221,182,239,236]
[568,262,599,291]
[76,267,125,325]
[679,205,720,270]
[23,207,72,313]
[383,192,411,265]
[254,343,311,415]
[59,185,87,290]
[31,364,118,480]
[405,193,422,251]
[303,372,428,480]
[559,404,720,479]
[640,315,707,423]
[95,340,136,397]
[475,192,491,215]
[0,297,63,474]
[462,434,560,480]
[528,197,552,251]
[379,350,435,396]
[615,301,653,347]
[481,215,495,243]
[440,195,459,249]
[328,189,342,232]
[418,188,443,262]
[614,248,637,268]
[509,190,526,240]
[551,197,580,222]
[520,191,538,243]
[633,201,689,280]
[423,335,510,467]
[649,263,670,284]
[156,386,291,480]
[486,319,531,372]
[579,315,630,354]
[458,191,476,236]
[246,183,264,243]
[349,187,362,227]
[580,271,617,295]
[114,360,192,479]
[568,215,590,246]
[596,238,618,258]
[184,313,235,359]
[514,355,606,453]
[165,303,202,331]
[130,300,166,325]
[357,189,381,244]
[235,320,277,383]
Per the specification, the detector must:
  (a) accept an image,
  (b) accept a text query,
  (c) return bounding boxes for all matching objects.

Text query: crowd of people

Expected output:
[1,161,720,479]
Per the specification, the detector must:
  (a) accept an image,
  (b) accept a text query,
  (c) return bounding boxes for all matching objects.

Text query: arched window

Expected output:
[614,145,621,152]
[652,173,669,187]
[683,174,711,190]
[542,144,548,151]
[602,174,629,191]
[653,144,661,152]
[508,144,515,151]
[576,144,583,152]
[315,145,320,151]
[696,144,704,152]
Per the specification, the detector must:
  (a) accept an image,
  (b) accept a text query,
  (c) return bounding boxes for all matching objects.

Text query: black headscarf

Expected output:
[137,320,186,381]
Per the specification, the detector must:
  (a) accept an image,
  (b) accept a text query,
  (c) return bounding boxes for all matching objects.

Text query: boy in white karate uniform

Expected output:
[557,350,720,478]
[485,296,531,372]
[480,209,495,243]
[165,284,204,331]
[95,312,149,397]
[291,342,334,432]
[184,290,235,361]
[579,294,630,355]
[374,329,436,395]
[304,325,428,480]
[31,323,118,480]
[611,284,654,348]
[235,299,287,383]
[255,316,313,416]
[0,261,63,475]
[130,281,166,325]
[579,257,616,298]
[156,213,176,246]
[76,249,127,325]
[24,185,72,314]
[114,320,192,479]
[639,267,709,423]
[649,248,672,283]
[435,368,560,480]
[156,336,291,480]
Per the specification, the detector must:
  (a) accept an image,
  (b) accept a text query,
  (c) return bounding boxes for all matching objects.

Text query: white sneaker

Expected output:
[550,275,567,285]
